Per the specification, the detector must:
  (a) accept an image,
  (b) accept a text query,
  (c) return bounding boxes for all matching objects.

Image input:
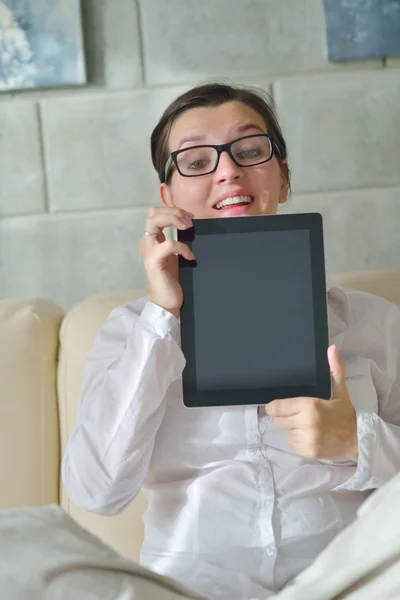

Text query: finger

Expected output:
[265,397,311,418]
[144,213,193,237]
[147,206,195,218]
[148,239,195,265]
[147,206,194,226]
[164,207,195,219]
[272,415,302,430]
[327,345,347,399]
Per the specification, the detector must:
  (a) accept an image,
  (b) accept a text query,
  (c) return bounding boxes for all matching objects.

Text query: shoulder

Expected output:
[328,279,400,389]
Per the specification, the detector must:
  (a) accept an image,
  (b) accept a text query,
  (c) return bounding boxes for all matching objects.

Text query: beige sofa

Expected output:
[1,269,400,564]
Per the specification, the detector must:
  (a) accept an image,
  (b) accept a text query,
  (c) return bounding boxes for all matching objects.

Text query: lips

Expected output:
[214,195,253,210]
[212,190,254,210]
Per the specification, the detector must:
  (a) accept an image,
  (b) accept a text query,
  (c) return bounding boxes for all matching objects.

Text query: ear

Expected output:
[160,183,175,207]
[278,160,289,205]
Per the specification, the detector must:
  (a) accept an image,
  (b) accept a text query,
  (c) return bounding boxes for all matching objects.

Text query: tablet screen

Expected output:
[193,229,315,391]
[179,213,331,407]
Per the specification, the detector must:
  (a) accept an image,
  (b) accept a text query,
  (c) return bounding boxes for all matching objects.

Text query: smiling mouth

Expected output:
[213,195,254,210]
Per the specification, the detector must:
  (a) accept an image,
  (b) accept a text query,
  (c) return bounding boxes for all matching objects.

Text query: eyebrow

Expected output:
[236,123,266,135]
[177,123,266,149]
[177,134,205,148]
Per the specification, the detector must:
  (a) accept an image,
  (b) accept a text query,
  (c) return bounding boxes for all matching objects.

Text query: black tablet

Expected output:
[178,213,331,408]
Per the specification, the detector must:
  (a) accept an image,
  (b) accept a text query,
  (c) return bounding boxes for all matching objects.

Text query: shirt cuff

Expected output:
[333,410,377,492]
[139,301,181,343]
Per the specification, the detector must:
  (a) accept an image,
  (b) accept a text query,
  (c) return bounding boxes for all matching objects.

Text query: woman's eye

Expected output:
[237,148,261,159]
[188,160,209,170]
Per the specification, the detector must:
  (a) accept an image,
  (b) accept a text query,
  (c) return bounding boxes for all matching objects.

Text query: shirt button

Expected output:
[266,546,275,556]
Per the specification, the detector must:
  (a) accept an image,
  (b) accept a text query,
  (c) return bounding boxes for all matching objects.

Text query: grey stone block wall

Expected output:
[0,207,149,309]
[0,102,46,217]
[41,86,186,212]
[0,0,399,310]
[81,0,143,88]
[291,186,400,273]
[274,70,400,193]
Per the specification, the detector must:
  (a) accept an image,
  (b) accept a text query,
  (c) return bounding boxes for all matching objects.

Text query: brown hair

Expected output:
[150,82,290,188]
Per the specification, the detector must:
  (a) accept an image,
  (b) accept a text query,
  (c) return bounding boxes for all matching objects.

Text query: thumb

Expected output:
[327,345,348,400]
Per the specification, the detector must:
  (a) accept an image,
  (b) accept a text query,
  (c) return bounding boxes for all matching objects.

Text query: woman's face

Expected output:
[160,101,288,219]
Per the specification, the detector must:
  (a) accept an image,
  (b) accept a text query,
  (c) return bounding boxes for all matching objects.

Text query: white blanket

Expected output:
[1,472,400,599]
[275,471,400,600]
[0,504,205,600]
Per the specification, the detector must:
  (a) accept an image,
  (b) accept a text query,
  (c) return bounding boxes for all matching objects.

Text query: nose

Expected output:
[214,150,243,183]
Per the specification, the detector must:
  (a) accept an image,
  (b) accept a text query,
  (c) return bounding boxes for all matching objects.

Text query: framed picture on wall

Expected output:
[323,0,400,61]
[0,0,86,91]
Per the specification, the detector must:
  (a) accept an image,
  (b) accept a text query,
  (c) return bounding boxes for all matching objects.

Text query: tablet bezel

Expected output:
[178,213,331,407]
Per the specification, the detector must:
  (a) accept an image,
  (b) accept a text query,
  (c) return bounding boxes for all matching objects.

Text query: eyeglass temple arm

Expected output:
[164,155,173,182]
[273,141,282,159]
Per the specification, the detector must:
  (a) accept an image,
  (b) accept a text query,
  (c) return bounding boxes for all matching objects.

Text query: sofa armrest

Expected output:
[0,298,64,509]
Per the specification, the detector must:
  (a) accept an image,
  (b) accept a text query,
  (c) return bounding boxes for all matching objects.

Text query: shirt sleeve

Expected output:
[61,299,186,516]
[334,302,400,492]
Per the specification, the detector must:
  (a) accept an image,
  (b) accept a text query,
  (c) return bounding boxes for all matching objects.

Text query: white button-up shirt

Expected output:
[62,278,400,600]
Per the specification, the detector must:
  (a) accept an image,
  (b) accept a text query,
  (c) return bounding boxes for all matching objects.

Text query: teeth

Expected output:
[215,195,252,210]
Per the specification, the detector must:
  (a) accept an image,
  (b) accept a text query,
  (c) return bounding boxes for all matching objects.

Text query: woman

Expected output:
[62,83,400,600]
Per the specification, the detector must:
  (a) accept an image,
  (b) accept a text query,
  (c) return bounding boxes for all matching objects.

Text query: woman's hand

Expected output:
[140,206,195,319]
[265,345,358,462]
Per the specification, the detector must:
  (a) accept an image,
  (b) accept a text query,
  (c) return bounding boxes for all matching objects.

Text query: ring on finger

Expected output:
[143,230,158,238]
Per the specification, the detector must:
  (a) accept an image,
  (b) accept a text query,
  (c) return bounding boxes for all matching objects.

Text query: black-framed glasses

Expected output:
[163,133,279,182]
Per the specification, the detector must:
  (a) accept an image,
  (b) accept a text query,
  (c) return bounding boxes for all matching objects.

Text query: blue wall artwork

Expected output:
[323,0,400,61]
[0,0,85,91]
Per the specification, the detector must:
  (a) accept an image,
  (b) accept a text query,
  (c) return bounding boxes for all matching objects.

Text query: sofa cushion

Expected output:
[58,289,148,562]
